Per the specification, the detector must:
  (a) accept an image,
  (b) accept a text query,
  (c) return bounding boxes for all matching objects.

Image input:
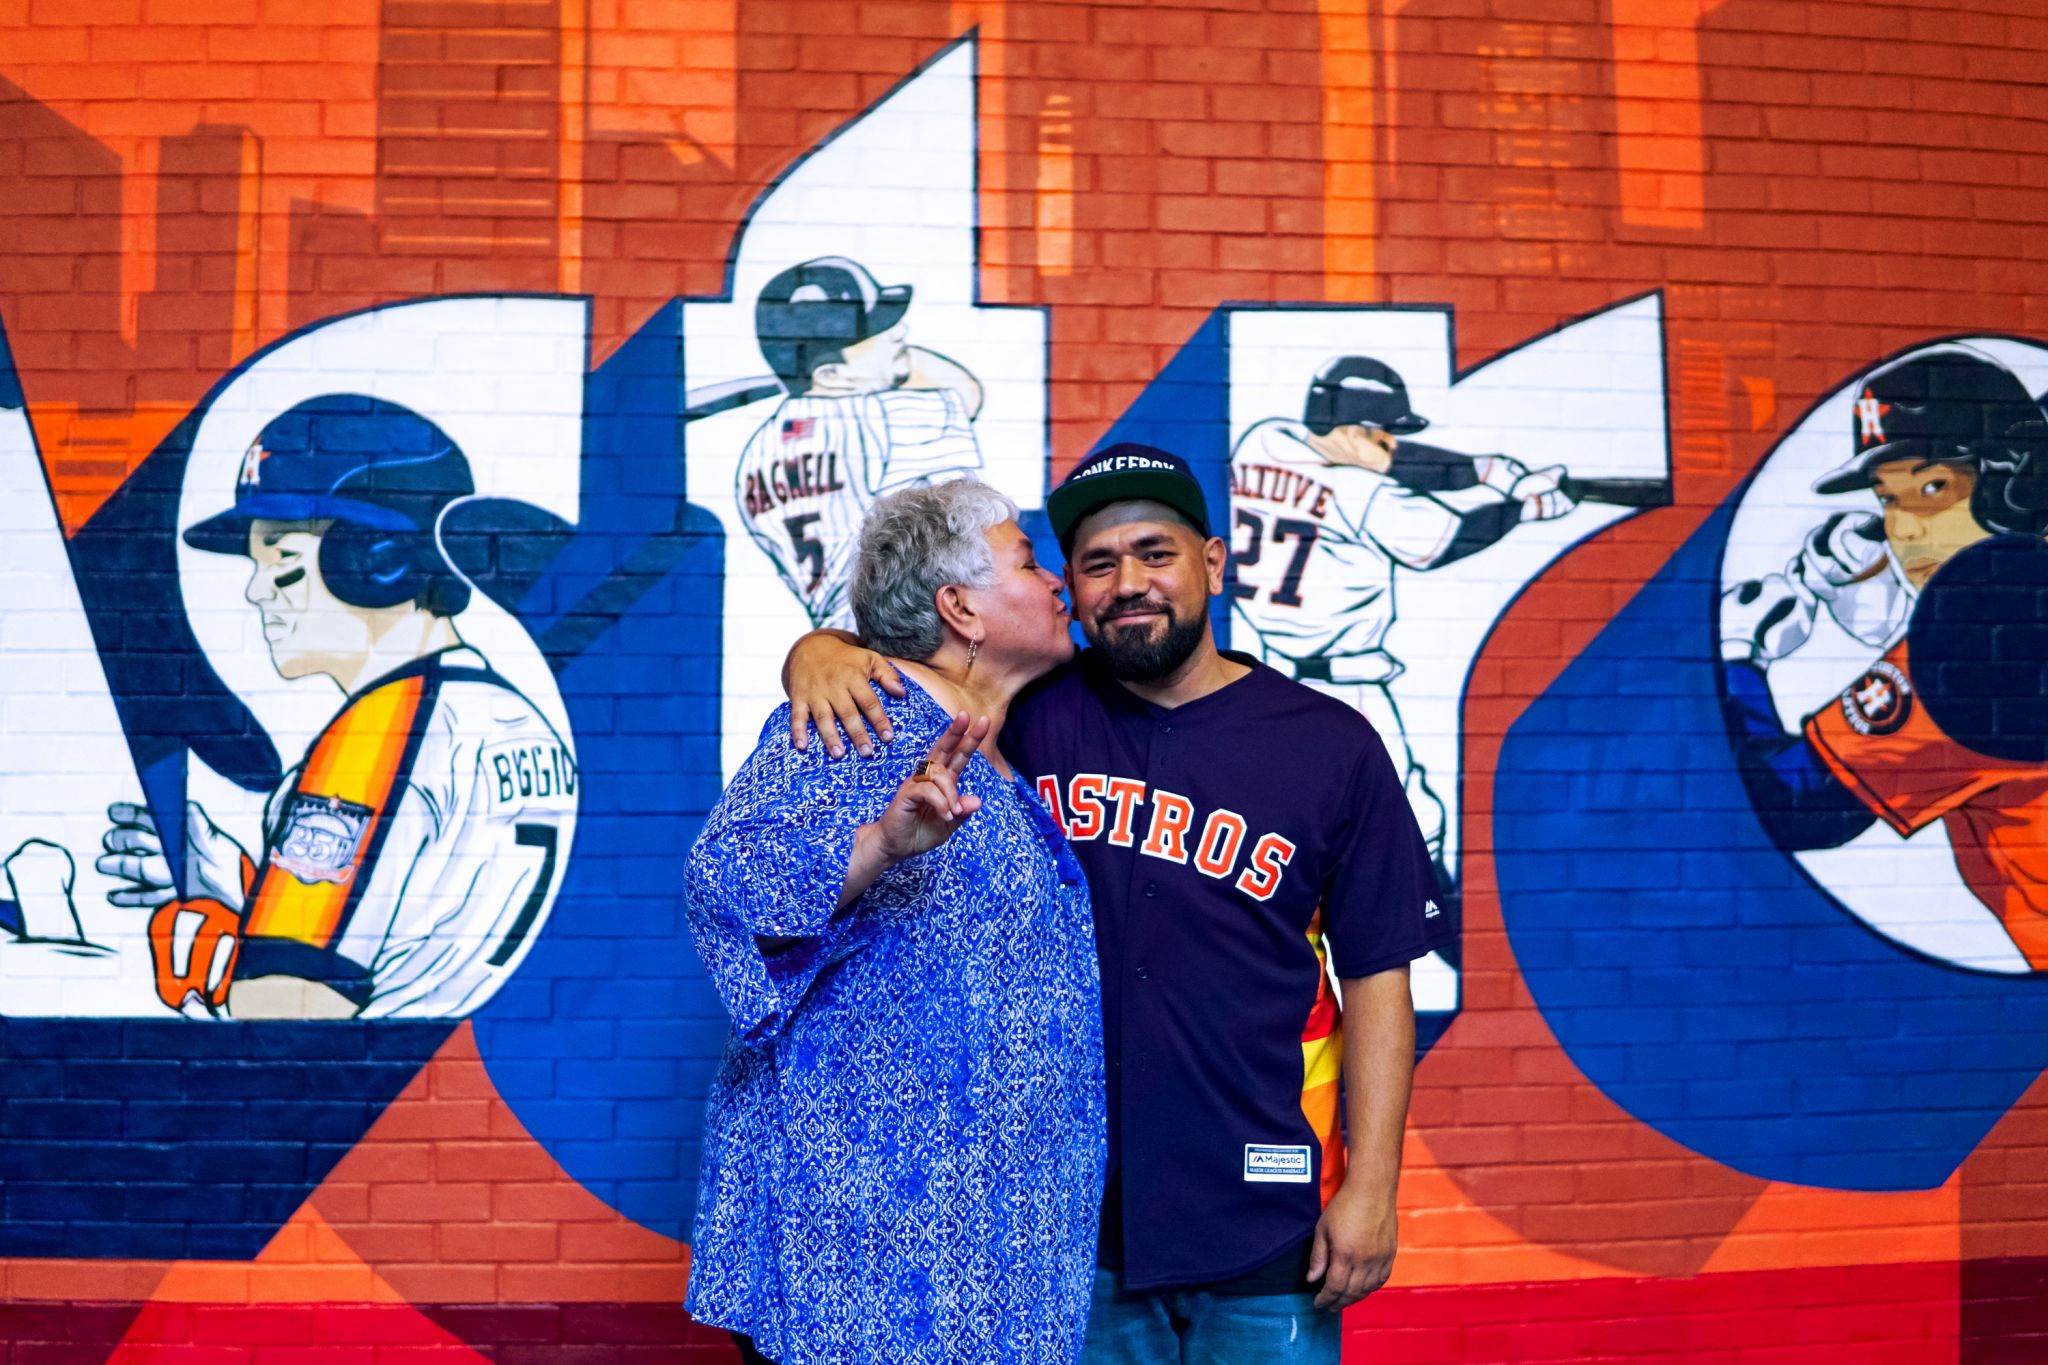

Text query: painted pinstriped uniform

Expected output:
[736,388,981,628]
[1008,649,1447,1292]
[234,646,577,1017]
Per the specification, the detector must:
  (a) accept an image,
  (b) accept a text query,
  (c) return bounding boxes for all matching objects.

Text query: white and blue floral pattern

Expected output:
[684,682,1105,1365]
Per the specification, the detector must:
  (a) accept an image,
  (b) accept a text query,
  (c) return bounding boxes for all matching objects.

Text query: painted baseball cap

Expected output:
[1047,442,1210,549]
[1813,348,2043,495]
[183,394,473,555]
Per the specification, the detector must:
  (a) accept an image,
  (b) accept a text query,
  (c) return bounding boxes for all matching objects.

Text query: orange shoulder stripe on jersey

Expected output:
[242,673,426,950]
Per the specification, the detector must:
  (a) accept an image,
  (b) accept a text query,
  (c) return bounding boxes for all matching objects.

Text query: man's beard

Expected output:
[1093,601,1206,683]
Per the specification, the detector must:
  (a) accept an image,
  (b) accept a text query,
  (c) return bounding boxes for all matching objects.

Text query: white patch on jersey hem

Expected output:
[1243,1143,1313,1184]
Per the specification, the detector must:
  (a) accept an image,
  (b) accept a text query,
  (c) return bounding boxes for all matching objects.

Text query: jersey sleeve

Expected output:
[1359,480,1519,570]
[1318,733,1448,979]
[236,790,432,1007]
[1802,641,2015,835]
[866,388,983,491]
[685,695,940,1044]
[234,674,438,1008]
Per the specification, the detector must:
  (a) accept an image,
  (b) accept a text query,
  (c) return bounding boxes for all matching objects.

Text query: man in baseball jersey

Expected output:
[94,396,577,1020]
[1229,355,1575,861]
[738,255,986,628]
[785,443,1449,1361]
[1720,351,2048,965]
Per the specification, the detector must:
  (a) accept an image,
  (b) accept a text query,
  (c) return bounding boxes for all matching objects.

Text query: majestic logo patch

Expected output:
[1841,659,1912,737]
[272,793,373,885]
[1243,1143,1312,1184]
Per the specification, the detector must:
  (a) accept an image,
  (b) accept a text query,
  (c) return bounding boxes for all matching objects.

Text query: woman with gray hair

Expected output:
[683,478,1104,1365]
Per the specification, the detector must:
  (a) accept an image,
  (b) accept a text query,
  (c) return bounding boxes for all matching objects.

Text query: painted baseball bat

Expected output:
[1560,476,1673,508]
[682,375,784,422]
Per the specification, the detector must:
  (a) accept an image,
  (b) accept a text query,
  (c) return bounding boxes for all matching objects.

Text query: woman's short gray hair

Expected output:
[852,478,1019,661]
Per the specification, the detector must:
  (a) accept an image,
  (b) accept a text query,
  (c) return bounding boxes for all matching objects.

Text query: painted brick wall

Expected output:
[0,0,2044,1358]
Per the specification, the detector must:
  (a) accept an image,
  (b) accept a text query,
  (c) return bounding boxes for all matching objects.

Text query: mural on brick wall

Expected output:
[2,299,586,1023]
[1,2,2047,1356]
[1719,339,2048,974]
[1225,299,1672,1041]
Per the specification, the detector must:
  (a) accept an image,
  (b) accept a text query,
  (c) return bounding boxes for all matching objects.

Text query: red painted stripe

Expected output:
[1346,1260,1959,1363]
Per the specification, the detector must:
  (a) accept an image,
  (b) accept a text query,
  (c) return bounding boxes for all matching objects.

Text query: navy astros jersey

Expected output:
[1005,648,1447,1292]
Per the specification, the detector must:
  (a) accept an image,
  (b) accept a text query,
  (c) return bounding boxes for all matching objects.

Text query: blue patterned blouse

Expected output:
[684,681,1105,1365]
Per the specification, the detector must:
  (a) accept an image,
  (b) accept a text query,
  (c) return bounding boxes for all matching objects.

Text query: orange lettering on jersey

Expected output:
[1235,832,1298,901]
[1193,809,1248,879]
[1104,778,1148,848]
[243,674,425,951]
[1140,789,1194,863]
[1067,774,1108,841]
[1035,775,1066,830]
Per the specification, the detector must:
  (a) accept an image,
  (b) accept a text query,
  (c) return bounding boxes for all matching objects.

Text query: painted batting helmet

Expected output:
[183,394,475,614]
[755,256,913,396]
[1302,356,1430,437]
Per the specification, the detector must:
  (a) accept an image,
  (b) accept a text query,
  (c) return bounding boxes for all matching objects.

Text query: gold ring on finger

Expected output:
[912,759,932,778]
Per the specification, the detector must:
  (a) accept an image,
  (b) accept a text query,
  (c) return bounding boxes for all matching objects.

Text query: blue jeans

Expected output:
[1082,1267,1341,1364]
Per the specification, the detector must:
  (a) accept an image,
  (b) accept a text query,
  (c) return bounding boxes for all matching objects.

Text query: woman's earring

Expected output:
[966,637,981,677]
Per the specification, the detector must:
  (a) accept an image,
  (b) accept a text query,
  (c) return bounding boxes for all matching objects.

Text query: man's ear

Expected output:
[1203,535,1229,596]
[810,361,849,391]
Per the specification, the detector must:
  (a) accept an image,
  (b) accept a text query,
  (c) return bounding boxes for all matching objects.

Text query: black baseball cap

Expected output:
[1047,442,1210,550]
[1813,349,2043,495]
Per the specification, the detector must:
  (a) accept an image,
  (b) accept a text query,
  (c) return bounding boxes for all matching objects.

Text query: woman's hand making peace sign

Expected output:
[872,711,990,861]
[837,712,991,909]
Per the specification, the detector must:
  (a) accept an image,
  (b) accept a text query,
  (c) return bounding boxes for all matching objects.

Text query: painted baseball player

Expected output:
[1720,350,2048,965]
[738,255,985,628]
[95,395,578,1020]
[1229,356,1576,859]
[1721,345,2045,668]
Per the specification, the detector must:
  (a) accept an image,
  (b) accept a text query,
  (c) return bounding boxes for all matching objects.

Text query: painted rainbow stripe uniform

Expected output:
[234,646,578,1017]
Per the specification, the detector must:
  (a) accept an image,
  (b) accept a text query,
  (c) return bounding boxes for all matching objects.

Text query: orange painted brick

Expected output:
[1156,194,1266,234]
[1091,82,1206,122]
[1091,8,1205,48]
[1095,155,1207,195]
[1215,158,1318,199]
[369,1181,493,1224]
[493,1180,611,1222]
[841,0,942,38]
[257,60,376,101]
[437,1220,560,1262]
[1025,41,1148,83]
